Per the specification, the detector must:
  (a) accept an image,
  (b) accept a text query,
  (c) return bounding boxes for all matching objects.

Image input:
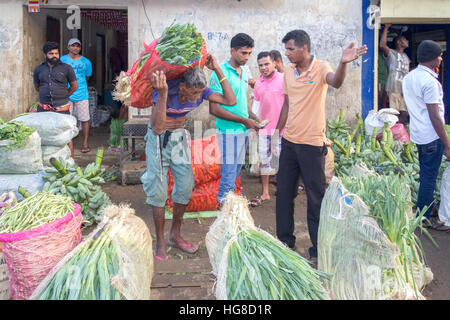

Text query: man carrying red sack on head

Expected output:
[140,54,237,261]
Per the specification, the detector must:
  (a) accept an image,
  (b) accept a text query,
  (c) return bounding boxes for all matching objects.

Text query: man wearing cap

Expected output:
[402,40,450,231]
[34,41,78,155]
[61,38,93,154]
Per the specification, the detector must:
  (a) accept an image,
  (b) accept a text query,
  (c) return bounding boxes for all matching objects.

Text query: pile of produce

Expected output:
[0,192,17,215]
[36,225,125,300]
[328,110,448,203]
[0,120,35,151]
[155,22,204,66]
[42,149,111,226]
[113,22,207,109]
[206,193,328,300]
[108,118,126,148]
[0,192,74,233]
[340,172,435,299]
[30,204,154,300]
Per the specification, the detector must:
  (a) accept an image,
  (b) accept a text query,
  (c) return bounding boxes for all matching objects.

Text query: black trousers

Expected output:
[276,138,327,258]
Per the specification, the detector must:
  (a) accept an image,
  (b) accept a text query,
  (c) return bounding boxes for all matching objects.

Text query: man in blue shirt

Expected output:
[61,38,93,153]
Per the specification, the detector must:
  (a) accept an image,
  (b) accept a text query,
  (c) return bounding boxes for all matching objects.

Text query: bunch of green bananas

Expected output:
[327,109,351,141]
[42,149,111,227]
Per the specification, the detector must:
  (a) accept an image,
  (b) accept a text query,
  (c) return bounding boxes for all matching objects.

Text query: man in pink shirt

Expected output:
[250,51,285,207]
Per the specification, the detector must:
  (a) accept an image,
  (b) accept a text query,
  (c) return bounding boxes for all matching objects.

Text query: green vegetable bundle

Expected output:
[340,172,435,299]
[328,110,448,203]
[0,192,74,233]
[108,119,126,148]
[42,149,111,226]
[155,22,203,66]
[226,228,328,300]
[36,226,125,300]
[0,120,35,151]
[206,193,328,300]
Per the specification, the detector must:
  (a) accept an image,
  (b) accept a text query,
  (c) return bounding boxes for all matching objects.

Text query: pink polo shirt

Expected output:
[253,71,285,136]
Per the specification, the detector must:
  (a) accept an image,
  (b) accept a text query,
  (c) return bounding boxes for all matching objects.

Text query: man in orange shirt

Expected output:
[274,30,367,267]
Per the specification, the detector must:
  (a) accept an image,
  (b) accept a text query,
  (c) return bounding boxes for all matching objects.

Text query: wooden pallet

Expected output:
[150,258,216,300]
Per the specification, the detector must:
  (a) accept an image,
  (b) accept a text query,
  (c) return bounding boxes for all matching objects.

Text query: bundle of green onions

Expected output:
[155,22,203,66]
[340,173,435,299]
[36,226,125,300]
[108,119,126,148]
[0,192,74,233]
[226,228,329,300]
[207,193,328,300]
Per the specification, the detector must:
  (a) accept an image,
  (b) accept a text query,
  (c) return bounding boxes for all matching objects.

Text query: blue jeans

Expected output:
[416,139,444,219]
[217,133,249,204]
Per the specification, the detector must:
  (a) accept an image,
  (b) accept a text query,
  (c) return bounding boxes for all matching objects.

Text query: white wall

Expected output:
[0,0,363,122]
[128,0,364,126]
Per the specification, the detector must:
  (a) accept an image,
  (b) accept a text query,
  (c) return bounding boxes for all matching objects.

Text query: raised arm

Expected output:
[380,23,391,57]
[326,42,368,89]
[150,71,168,135]
[205,54,237,106]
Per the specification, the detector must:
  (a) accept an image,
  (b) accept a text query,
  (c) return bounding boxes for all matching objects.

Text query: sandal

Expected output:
[421,220,433,228]
[81,146,91,153]
[250,195,267,207]
[167,239,198,254]
[431,221,450,231]
[153,253,169,261]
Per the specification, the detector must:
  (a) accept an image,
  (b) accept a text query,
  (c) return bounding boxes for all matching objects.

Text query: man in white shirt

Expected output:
[402,40,450,230]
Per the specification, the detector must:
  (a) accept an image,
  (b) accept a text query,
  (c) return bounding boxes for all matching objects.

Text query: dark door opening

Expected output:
[46,16,61,47]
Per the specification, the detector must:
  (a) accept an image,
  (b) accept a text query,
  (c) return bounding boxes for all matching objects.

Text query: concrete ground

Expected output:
[73,123,449,300]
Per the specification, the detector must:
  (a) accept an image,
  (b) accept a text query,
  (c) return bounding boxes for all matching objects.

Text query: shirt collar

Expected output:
[42,60,62,67]
[417,64,438,78]
[224,60,244,76]
[259,71,279,82]
[291,56,316,77]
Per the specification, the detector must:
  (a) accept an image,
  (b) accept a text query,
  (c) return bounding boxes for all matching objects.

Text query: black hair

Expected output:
[257,51,272,61]
[230,33,254,50]
[43,41,59,54]
[393,35,406,48]
[270,50,282,61]
[282,30,310,51]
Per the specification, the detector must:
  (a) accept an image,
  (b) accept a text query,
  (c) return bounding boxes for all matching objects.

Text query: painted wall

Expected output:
[129,0,364,127]
[0,1,24,120]
[381,0,450,23]
[1,0,363,123]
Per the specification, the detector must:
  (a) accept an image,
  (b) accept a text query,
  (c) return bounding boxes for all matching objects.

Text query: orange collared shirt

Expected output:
[282,57,333,146]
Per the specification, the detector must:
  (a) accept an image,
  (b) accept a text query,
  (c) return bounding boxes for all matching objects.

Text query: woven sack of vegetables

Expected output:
[166,177,242,213]
[205,193,329,300]
[0,193,82,300]
[13,112,79,147]
[0,171,47,201]
[29,204,153,300]
[114,22,207,108]
[438,167,450,227]
[167,164,221,190]
[41,145,74,169]
[0,122,43,174]
[318,165,433,300]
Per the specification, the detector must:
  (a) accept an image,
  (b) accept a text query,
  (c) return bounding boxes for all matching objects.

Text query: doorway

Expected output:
[46,16,60,47]
[376,23,448,123]
[96,33,106,102]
